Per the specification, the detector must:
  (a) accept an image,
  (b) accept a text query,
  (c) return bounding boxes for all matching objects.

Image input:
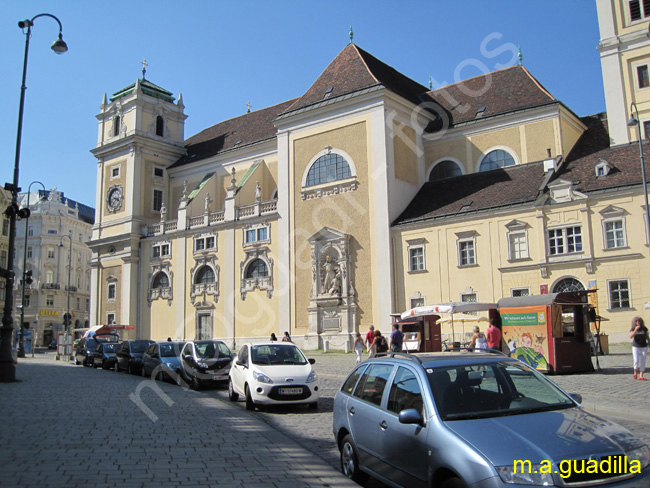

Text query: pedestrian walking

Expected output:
[365,325,375,357]
[469,326,488,353]
[630,316,649,380]
[270,332,278,342]
[354,332,364,364]
[372,330,388,354]
[486,319,501,351]
[389,324,403,353]
[282,331,293,343]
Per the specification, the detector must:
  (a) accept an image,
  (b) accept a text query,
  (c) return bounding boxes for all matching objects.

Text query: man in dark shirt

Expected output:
[390,324,404,352]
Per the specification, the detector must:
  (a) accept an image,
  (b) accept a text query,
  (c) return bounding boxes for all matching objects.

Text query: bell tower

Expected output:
[88,63,187,332]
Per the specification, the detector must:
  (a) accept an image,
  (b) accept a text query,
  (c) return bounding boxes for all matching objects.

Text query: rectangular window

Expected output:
[23,294,30,308]
[604,220,626,249]
[107,283,116,301]
[76,298,80,310]
[112,167,119,178]
[46,295,54,307]
[629,0,650,21]
[153,243,170,258]
[194,236,215,253]
[195,239,205,252]
[47,229,58,235]
[0,250,6,268]
[154,167,164,178]
[28,226,34,237]
[107,313,115,325]
[27,246,33,258]
[548,226,582,255]
[2,219,8,236]
[409,247,425,271]
[458,240,476,266]
[86,298,90,310]
[508,232,528,260]
[511,287,530,297]
[608,280,631,309]
[410,297,425,308]
[153,189,163,212]
[244,226,270,245]
[0,281,4,302]
[246,229,257,242]
[47,247,55,259]
[638,65,650,89]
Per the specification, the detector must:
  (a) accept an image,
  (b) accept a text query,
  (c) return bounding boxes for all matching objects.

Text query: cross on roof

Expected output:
[141,59,148,79]
[246,101,252,113]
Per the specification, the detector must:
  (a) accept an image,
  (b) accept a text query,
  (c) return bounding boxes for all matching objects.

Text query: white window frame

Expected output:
[152,241,171,259]
[476,146,519,172]
[634,61,650,91]
[243,223,270,247]
[547,226,583,256]
[107,283,116,302]
[152,188,164,213]
[110,164,121,179]
[628,0,650,24]
[511,287,530,297]
[194,233,217,253]
[45,270,54,284]
[47,247,55,259]
[27,246,33,258]
[153,166,164,178]
[607,279,632,310]
[106,313,116,325]
[406,238,426,272]
[46,295,54,307]
[507,230,529,261]
[456,232,477,267]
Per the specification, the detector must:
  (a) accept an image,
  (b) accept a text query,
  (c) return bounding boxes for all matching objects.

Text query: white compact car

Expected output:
[228,342,320,410]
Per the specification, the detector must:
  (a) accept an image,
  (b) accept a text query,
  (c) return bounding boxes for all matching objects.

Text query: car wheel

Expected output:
[228,378,239,401]
[308,402,318,410]
[92,361,98,368]
[84,358,92,367]
[190,375,201,391]
[340,434,368,484]
[245,385,256,411]
[440,478,467,488]
[101,360,107,370]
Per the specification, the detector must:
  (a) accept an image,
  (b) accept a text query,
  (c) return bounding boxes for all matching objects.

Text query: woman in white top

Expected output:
[470,326,488,353]
[354,332,365,364]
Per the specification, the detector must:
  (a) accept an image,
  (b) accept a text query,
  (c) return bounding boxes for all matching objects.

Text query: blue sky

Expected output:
[0,1,604,208]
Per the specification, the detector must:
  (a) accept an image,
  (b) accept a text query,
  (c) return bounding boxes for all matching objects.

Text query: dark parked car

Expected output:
[180,340,233,390]
[333,351,650,488]
[49,339,57,350]
[141,342,184,382]
[73,333,120,367]
[92,342,119,369]
[115,340,154,374]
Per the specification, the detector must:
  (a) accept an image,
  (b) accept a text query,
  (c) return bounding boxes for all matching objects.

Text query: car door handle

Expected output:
[348,407,355,415]
[379,420,388,430]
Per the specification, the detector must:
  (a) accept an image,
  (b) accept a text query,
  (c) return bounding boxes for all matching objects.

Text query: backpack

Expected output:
[377,337,388,353]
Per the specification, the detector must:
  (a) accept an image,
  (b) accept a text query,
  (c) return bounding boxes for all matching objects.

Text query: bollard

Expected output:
[345,340,350,354]
[324,340,329,353]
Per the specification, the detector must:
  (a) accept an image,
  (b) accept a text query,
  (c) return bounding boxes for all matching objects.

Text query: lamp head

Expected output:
[628,114,639,127]
[51,33,67,54]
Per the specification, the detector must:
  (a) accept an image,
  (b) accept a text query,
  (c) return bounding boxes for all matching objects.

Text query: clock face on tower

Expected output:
[107,186,123,212]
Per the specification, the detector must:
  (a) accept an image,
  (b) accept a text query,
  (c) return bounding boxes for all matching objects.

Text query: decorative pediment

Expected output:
[599,205,626,218]
[547,179,588,203]
[505,219,529,231]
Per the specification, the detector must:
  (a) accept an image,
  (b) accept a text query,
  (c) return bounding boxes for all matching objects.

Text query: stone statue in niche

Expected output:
[327,269,342,296]
[320,255,340,295]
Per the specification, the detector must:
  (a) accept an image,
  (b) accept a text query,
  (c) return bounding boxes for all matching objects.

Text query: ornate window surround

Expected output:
[406,238,427,273]
[600,206,628,250]
[242,222,270,248]
[300,147,358,201]
[189,256,219,305]
[148,262,173,305]
[152,240,171,260]
[240,247,273,300]
[107,275,118,302]
[194,232,217,254]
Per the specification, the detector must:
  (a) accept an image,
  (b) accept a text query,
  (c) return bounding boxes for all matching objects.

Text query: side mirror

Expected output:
[569,393,582,405]
[236,359,245,367]
[398,408,424,426]
[308,358,316,365]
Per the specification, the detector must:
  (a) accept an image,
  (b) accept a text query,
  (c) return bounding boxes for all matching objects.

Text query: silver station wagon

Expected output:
[333,351,650,488]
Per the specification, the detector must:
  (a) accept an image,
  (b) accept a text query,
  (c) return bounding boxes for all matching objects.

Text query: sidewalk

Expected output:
[0,353,357,488]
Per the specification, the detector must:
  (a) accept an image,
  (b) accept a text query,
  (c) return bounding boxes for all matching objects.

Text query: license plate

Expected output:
[212,375,222,380]
[279,387,302,395]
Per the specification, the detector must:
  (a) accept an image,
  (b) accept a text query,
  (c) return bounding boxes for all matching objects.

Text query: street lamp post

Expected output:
[0,14,67,382]
[59,234,72,360]
[627,102,650,254]
[17,182,46,358]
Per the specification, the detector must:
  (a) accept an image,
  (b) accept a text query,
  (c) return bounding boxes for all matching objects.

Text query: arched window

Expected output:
[46,270,54,284]
[113,116,121,137]
[479,149,515,172]
[552,278,584,293]
[195,266,215,284]
[152,272,169,289]
[245,259,268,279]
[156,116,164,137]
[429,160,462,181]
[305,153,352,187]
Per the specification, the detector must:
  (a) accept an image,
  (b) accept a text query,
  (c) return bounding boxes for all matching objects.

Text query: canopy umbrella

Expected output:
[400,302,496,342]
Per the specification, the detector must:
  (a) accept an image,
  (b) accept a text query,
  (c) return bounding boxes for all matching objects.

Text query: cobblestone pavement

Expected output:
[2,344,649,488]
[0,351,358,488]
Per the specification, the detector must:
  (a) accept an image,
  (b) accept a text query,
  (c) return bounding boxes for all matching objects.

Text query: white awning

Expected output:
[400,302,497,320]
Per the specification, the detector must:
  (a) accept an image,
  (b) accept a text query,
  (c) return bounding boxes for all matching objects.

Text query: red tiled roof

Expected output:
[426,66,557,126]
[281,44,429,115]
[170,99,297,168]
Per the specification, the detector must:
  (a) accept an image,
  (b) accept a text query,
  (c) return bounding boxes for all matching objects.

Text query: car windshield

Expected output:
[130,341,150,353]
[159,343,182,358]
[102,343,118,353]
[195,342,226,359]
[428,361,576,421]
[85,339,97,349]
[251,344,307,365]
